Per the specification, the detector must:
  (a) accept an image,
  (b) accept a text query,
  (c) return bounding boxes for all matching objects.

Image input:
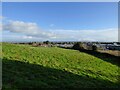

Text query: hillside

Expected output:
[2,43,120,89]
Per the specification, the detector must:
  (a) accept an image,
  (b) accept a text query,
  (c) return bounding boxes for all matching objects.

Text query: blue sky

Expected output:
[2,2,118,42]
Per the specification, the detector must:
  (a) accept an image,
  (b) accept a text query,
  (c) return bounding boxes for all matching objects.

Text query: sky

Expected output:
[1,2,118,42]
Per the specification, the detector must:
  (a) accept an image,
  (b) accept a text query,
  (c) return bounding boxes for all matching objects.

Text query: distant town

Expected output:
[5,41,120,51]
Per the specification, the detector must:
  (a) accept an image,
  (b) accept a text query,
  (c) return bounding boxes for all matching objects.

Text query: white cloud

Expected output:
[0,23,2,31]
[49,24,55,27]
[0,16,4,20]
[3,20,56,39]
[0,16,7,21]
[2,20,118,42]
[50,28,118,42]
[23,36,33,39]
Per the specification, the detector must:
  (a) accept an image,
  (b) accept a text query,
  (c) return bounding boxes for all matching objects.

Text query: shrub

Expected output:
[32,43,38,47]
[43,40,50,44]
[92,45,97,51]
[72,42,84,50]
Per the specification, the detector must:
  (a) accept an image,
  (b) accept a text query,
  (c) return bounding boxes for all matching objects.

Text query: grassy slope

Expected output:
[2,43,120,88]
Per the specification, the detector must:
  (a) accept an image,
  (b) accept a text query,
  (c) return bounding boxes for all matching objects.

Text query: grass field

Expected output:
[2,43,120,89]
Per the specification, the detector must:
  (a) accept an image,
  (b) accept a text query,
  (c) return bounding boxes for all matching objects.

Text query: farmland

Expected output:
[2,43,120,89]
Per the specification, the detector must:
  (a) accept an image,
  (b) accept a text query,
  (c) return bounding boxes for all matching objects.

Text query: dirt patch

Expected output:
[98,50,120,56]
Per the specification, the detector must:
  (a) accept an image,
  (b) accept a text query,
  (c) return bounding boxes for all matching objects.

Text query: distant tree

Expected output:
[72,42,84,50]
[92,45,97,51]
[43,40,50,44]
[51,42,54,44]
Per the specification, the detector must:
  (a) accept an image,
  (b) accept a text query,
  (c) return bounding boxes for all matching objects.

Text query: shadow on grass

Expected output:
[60,47,120,66]
[78,49,120,66]
[2,58,119,89]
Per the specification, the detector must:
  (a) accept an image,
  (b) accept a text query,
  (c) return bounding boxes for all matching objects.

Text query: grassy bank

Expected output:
[2,43,120,89]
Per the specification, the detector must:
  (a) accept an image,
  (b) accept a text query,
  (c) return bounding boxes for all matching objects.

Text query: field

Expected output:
[2,43,120,89]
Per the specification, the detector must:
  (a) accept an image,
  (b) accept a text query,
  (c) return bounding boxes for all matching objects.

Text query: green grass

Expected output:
[2,43,120,89]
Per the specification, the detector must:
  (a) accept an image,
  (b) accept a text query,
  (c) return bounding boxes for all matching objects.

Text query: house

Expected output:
[106,43,120,50]
[107,45,120,50]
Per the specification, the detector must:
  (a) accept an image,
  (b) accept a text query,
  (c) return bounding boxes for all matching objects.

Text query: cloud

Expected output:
[3,20,56,39]
[2,20,118,42]
[50,28,118,42]
[2,32,46,42]
[49,24,55,27]
[0,26,1,32]
[0,16,4,20]
[0,16,7,21]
